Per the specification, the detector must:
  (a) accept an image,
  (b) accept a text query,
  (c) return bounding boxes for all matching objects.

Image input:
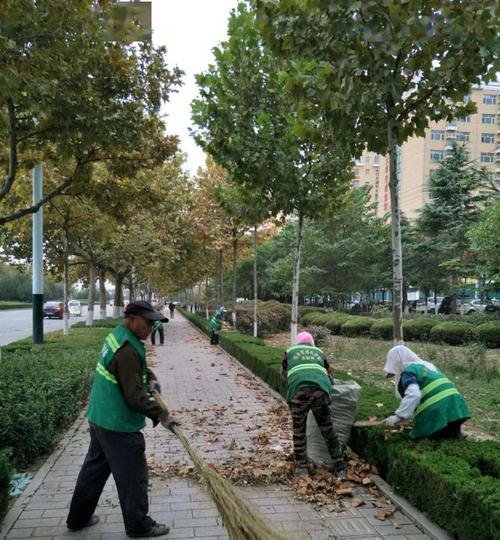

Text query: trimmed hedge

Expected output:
[234,300,290,336]
[0,450,12,521]
[430,321,476,345]
[476,321,500,348]
[341,316,376,337]
[403,318,437,341]
[370,318,393,340]
[181,309,500,540]
[324,313,351,334]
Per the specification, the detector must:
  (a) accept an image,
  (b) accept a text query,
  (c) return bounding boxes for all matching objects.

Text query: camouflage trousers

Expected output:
[289,387,343,465]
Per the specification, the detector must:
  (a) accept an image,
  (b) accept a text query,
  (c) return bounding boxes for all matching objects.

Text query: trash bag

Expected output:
[306,379,361,465]
[9,472,32,497]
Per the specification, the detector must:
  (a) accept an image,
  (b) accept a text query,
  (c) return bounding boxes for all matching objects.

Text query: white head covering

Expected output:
[384,345,437,398]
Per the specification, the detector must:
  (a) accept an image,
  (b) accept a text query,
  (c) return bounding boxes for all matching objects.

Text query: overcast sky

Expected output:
[152,0,238,176]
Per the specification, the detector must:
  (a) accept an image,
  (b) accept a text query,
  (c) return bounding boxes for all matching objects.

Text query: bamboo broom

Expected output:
[154,392,287,540]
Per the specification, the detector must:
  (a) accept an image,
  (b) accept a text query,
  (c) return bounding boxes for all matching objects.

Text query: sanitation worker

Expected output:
[383,344,470,439]
[209,305,227,345]
[66,301,177,537]
[282,331,346,477]
[151,318,166,346]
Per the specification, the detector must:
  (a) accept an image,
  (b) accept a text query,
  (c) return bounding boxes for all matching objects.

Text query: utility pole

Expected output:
[32,163,44,344]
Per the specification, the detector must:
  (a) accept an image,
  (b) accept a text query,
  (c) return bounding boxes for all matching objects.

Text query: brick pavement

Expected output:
[1,314,435,540]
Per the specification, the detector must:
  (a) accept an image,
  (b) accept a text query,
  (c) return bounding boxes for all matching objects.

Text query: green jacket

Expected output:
[209,310,223,331]
[87,325,148,432]
[285,344,333,402]
[399,363,470,439]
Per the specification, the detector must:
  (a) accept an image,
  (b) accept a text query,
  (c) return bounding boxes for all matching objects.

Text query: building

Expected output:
[355,82,500,219]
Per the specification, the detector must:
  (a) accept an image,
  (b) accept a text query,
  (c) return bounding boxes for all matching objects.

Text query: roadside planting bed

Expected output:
[181,308,500,540]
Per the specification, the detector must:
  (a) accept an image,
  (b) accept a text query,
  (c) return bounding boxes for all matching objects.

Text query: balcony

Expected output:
[446,124,457,131]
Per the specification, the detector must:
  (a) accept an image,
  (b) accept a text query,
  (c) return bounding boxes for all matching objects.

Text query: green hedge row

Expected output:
[181,309,500,540]
[0,327,109,522]
[301,311,500,348]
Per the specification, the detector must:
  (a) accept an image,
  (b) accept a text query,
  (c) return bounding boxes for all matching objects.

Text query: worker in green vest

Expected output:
[383,345,470,439]
[66,301,177,538]
[282,331,346,477]
[209,305,227,345]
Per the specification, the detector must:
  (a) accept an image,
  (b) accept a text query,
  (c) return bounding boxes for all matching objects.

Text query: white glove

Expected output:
[383,415,401,427]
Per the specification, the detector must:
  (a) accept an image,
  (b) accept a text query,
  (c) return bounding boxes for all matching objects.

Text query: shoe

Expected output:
[295,462,309,477]
[128,522,170,538]
[332,460,347,479]
[67,514,99,531]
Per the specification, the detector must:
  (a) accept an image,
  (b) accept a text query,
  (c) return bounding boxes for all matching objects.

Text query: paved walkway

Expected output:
[1,314,435,540]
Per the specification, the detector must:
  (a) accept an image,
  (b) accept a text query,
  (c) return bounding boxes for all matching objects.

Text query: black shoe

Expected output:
[67,514,99,531]
[332,460,347,479]
[128,522,170,538]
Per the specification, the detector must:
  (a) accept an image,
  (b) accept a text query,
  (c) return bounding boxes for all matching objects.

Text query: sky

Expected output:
[152,0,239,176]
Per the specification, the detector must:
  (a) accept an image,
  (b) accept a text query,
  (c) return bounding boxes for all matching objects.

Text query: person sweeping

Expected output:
[281,331,346,477]
[383,344,470,439]
[209,305,227,345]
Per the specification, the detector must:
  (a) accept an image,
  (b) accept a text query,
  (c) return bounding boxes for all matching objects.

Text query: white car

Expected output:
[415,297,444,314]
[460,299,496,314]
[68,300,82,317]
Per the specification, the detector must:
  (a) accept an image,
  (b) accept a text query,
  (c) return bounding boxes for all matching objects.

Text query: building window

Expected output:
[482,114,495,124]
[365,168,370,176]
[456,131,470,142]
[463,95,471,104]
[365,156,370,163]
[352,180,359,188]
[481,133,495,143]
[483,95,497,105]
[480,153,494,163]
[457,116,470,123]
[431,130,445,140]
[373,155,380,164]
[430,150,444,162]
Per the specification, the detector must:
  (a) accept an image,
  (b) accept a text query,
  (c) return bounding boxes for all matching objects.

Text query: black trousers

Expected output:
[66,424,154,535]
[169,309,174,318]
[151,326,164,345]
[210,329,219,344]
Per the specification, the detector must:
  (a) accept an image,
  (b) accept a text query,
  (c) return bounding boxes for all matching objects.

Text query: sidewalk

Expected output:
[1,314,437,540]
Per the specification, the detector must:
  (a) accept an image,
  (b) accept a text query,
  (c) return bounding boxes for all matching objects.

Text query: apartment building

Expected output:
[355,82,500,219]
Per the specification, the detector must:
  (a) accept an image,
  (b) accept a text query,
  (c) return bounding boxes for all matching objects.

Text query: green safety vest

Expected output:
[399,363,470,439]
[87,325,148,432]
[153,320,163,331]
[209,310,223,331]
[285,344,332,402]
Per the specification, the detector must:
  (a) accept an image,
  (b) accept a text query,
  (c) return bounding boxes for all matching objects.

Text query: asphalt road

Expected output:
[0,304,113,346]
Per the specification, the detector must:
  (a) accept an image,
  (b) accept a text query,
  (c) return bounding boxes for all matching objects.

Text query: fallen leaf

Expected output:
[351,498,365,508]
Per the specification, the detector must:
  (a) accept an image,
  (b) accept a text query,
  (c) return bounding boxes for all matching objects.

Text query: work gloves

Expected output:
[383,414,402,427]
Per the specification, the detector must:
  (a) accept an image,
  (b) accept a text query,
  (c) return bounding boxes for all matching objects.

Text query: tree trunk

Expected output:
[99,269,107,319]
[63,241,70,336]
[86,262,96,326]
[231,229,238,329]
[253,224,258,338]
[205,276,210,320]
[113,275,124,318]
[388,121,404,343]
[291,212,305,344]
[219,248,224,306]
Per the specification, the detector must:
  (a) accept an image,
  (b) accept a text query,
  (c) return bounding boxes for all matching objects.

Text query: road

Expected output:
[0,304,113,346]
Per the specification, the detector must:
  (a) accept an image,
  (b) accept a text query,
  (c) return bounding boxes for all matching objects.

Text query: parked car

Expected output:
[460,299,496,314]
[68,300,82,317]
[43,301,64,319]
[416,297,444,314]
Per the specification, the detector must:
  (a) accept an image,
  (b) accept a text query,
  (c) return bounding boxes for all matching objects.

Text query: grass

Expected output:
[265,332,500,440]
[0,301,31,310]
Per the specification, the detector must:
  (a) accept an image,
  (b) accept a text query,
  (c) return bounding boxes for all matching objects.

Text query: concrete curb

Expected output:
[181,312,451,540]
[0,411,87,538]
[371,475,451,540]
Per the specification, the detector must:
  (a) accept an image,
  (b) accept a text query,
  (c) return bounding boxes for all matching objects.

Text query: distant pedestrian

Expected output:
[209,305,227,345]
[66,301,177,537]
[383,345,470,439]
[281,331,346,477]
[168,302,175,319]
[150,320,165,346]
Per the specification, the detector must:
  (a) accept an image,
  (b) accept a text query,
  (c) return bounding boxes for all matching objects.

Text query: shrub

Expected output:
[403,318,438,341]
[324,313,351,334]
[234,300,290,336]
[301,312,332,326]
[370,318,393,340]
[307,325,331,345]
[72,318,121,328]
[298,306,328,316]
[476,321,500,348]
[0,449,12,521]
[430,321,476,345]
[341,317,376,337]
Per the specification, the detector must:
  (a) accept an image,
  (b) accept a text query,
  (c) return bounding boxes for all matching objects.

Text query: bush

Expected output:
[234,300,290,336]
[403,318,438,341]
[430,321,476,345]
[0,449,12,521]
[301,312,332,326]
[341,317,376,337]
[370,318,393,340]
[324,313,351,334]
[307,325,331,345]
[72,318,121,328]
[298,306,328,316]
[476,321,500,348]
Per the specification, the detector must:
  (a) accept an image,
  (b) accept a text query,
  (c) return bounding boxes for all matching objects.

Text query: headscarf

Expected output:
[295,331,315,346]
[384,345,437,398]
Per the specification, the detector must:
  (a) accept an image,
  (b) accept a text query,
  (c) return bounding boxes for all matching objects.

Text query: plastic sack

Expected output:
[306,378,361,465]
[9,472,32,497]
